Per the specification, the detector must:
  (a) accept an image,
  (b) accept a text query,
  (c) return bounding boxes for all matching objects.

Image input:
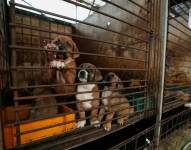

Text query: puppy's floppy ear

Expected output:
[116,75,124,89]
[52,37,60,45]
[95,68,103,81]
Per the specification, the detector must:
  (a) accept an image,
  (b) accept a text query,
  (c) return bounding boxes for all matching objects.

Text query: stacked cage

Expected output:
[0,0,191,150]
[164,0,191,112]
[1,0,162,149]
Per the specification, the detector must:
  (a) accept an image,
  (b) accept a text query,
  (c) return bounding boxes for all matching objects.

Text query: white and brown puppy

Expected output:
[44,35,79,94]
[99,72,134,131]
[76,63,102,128]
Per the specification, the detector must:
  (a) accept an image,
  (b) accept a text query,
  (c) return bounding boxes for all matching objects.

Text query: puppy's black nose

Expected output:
[78,70,88,80]
[103,74,113,87]
[79,71,85,78]
[58,44,66,50]
[104,74,112,81]
[57,44,68,59]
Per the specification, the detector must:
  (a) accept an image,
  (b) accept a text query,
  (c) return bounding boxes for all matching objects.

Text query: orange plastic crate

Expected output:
[4,106,76,149]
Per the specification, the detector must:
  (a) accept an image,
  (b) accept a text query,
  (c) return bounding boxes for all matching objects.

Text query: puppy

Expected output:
[44,35,79,94]
[76,63,102,128]
[29,36,79,118]
[99,72,134,131]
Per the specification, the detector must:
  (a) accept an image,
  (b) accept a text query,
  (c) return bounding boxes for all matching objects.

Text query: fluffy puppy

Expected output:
[44,35,79,94]
[99,72,134,131]
[76,63,102,128]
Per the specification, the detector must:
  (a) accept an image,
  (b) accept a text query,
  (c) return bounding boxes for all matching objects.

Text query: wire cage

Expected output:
[109,126,155,150]
[163,0,191,113]
[0,0,163,149]
[0,0,191,150]
[92,0,191,149]
[160,109,191,149]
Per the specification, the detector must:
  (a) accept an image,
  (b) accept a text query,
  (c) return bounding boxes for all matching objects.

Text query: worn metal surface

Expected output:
[3,0,160,149]
[0,0,190,149]
[155,0,169,149]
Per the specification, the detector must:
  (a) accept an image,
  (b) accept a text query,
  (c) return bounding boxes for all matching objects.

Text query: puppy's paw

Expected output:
[56,61,65,69]
[117,118,124,126]
[50,60,57,68]
[77,120,86,128]
[90,120,100,128]
[103,123,112,131]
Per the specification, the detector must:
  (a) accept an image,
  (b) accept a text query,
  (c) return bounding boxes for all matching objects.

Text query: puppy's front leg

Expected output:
[103,112,114,131]
[90,108,100,128]
[98,107,105,123]
[76,104,86,128]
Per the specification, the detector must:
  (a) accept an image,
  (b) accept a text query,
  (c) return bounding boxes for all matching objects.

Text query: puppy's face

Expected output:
[44,36,79,61]
[78,63,102,83]
[103,72,123,89]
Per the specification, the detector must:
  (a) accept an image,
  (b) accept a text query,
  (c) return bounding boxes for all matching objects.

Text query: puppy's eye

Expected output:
[58,44,66,50]
[109,74,114,78]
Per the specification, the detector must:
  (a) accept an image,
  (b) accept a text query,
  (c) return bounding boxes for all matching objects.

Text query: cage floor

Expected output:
[159,122,191,150]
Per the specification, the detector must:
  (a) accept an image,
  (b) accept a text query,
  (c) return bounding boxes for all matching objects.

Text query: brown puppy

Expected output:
[30,36,79,118]
[99,72,134,131]
[76,63,102,128]
[44,35,79,94]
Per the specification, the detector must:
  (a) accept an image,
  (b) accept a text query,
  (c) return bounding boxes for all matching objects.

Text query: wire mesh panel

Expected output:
[163,0,191,113]
[2,0,161,149]
[109,126,155,150]
[160,109,191,149]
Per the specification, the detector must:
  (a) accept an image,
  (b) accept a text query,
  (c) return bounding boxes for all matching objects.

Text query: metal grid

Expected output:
[1,0,190,150]
[109,126,155,150]
[161,109,191,140]
[163,0,191,113]
[0,0,162,149]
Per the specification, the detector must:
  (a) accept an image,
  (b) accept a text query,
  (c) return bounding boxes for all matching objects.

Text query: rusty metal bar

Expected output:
[14,95,146,112]
[17,105,142,135]
[10,0,21,146]
[168,32,191,45]
[11,1,149,43]
[9,45,146,62]
[10,79,147,90]
[97,0,149,22]
[168,23,191,39]
[171,17,191,33]
[14,87,146,101]
[128,0,149,12]
[9,23,147,52]
[168,40,191,51]
[62,0,150,33]
[11,66,146,71]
